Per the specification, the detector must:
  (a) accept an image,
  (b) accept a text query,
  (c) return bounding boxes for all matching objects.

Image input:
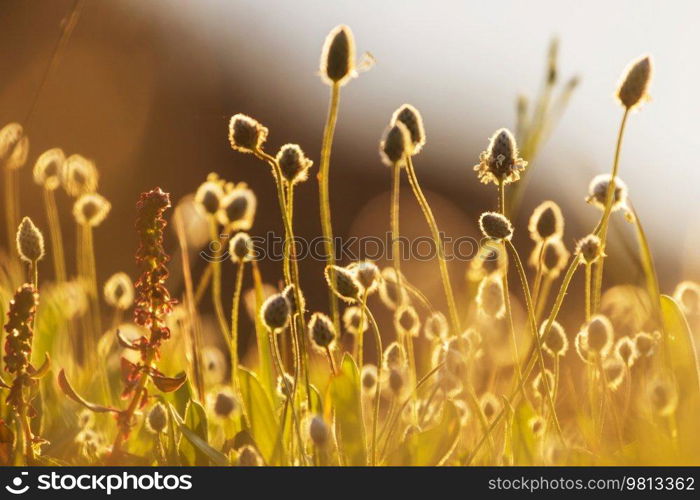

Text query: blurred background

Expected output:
[1,0,698,336]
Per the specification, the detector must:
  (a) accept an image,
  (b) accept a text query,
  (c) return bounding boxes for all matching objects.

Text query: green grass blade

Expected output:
[329,353,366,466]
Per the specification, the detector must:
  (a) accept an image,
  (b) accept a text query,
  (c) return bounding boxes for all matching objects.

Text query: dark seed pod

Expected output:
[276,144,313,184]
[473,128,527,185]
[213,391,238,418]
[576,234,603,265]
[391,104,426,154]
[309,312,336,350]
[282,284,305,316]
[16,217,45,263]
[325,265,361,303]
[379,121,410,167]
[479,212,513,241]
[146,403,168,433]
[617,55,652,110]
[528,201,563,242]
[260,293,291,331]
[228,114,268,154]
[229,232,254,263]
[308,415,330,447]
[320,25,355,86]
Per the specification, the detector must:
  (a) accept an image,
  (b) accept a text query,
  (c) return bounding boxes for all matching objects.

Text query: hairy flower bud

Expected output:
[320,25,355,86]
[16,217,45,263]
[479,212,513,241]
[228,114,268,154]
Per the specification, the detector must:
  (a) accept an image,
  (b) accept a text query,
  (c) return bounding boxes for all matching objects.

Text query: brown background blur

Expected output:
[1,0,698,335]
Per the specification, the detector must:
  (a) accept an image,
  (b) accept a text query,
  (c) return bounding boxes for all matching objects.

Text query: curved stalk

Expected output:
[229,261,245,390]
[404,156,460,334]
[43,188,66,282]
[593,109,630,311]
[318,83,342,333]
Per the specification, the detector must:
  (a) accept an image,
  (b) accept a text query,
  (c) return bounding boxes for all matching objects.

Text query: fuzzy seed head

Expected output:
[308,312,336,351]
[33,148,65,190]
[586,174,628,213]
[467,244,507,282]
[532,370,555,400]
[576,234,603,265]
[673,281,700,316]
[217,185,256,231]
[276,144,313,184]
[308,415,330,447]
[104,272,134,310]
[0,123,28,169]
[380,121,411,167]
[62,154,98,197]
[582,314,614,356]
[361,364,378,392]
[615,336,638,367]
[194,175,225,215]
[260,293,290,331]
[424,311,449,341]
[387,368,406,396]
[378,267,408,310]
[212,389,239,419]
[391,104,426,155]
[325,265,362,303]
[16,217,45,263]
[648,379,677,417]
[480,392,501,421]
[342,306,367,335]
[348,260,381,295]
[634,331,657,358]
[394,304,421,338]
[617,55,652,110]
[540,320,569,357]
[146,403,168,433]
[476,274,505,319]
[383,341,406,370]
[474,128,527,186]
[229,232,255,263]
[479,212,513,241]
[531,239,570,279]
[228,113,268,154]
[602,358,625,391]
[528,201,564,242]
[237,445,263,466]
[73,193,111,227]
[320,25,355,86]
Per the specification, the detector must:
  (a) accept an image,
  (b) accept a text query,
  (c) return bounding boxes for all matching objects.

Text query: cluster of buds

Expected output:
[58,189,185,452]
[2,284,50,455]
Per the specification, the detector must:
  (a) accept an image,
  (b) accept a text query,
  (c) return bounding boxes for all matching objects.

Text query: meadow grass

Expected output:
[0,28,698,467]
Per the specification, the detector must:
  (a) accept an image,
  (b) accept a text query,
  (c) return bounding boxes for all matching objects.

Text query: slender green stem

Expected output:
[43,188,66,282]
[506,241,563,439]
[356,290,369,368]
[230,261,245,391]
[593,109,630,311]
[208,218,230,343]
[318,83,342,333]
[390,162,405,301]
[404,156,460,334]
[255,150,311,405]
[584,263,592,322]
[361,303,382,466]
[5,167,18,263]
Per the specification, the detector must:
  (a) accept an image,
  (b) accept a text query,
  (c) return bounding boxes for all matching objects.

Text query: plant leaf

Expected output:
[177,400,211,465]
[56,369,119,413]
[509,399,537,465]
[251,262,275,393]
[238,367,278,464]
[660,295,700,449]
[329,354,366,466]
[28,353,51,379]
[151,371,187,393]
[386,400,460,466]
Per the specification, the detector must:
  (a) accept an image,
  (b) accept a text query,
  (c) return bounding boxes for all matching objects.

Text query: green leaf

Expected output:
[509,400,537,465]
[386,400,460,466]
[251,263,275,393]
[329,354,366,466]
[660,295,700,443]
[238,367,278,464]
[178,400,211,465]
